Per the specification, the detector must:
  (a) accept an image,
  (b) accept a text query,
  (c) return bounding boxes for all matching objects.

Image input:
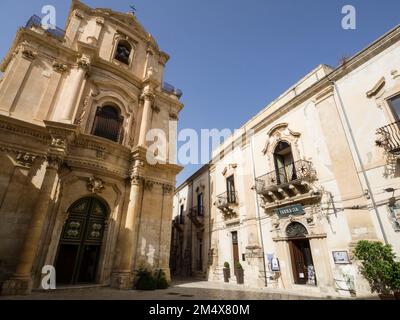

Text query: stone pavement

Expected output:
[0,279,378,300]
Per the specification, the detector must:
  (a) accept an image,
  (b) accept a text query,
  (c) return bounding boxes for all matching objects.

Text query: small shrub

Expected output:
[135,266,156,291]
[236,262,243,270]
[155,269,169,290]
[224,262,230,269]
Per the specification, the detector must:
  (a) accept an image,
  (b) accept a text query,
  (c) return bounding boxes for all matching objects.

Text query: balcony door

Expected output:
[274,141,296,184]
[226,175,236,204]
[388,95,400,121]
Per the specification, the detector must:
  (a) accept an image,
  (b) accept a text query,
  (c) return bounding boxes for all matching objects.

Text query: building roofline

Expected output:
[212,23,400,159]
[175,163,210,193]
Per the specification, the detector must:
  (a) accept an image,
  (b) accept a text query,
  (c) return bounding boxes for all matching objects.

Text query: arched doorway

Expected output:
[286,222,317,286]
[55,197,108,285]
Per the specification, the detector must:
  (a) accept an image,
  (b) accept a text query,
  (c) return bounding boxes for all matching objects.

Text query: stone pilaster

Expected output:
[1,155,62,296]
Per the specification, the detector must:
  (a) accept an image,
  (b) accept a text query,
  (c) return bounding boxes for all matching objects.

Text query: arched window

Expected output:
[274,141,296,184]
[92,106,124,143]
[114,40,132,65]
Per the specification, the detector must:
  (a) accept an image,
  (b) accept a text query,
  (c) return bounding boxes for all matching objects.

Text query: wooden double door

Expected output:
[55,197,107,285]
[288,239,316,285]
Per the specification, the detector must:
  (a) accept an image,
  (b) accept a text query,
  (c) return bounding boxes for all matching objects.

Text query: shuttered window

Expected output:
[92,106,124,143]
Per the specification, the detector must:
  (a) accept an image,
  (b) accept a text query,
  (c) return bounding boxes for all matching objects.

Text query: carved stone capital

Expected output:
[87,177,105,194]
[53,62,68,73]
[21,49,37,61]
[163,184,174,195]
[16,152,36,168]
[130,175,143,186]
[77,59,91,71]
[51,137,67,149]
[140,90,155,104]
[144,180,155,191]
[46,155,63,170]
[152,105,161,113]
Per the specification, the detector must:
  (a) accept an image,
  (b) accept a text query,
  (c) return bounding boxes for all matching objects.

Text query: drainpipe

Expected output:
[250,133,268,287]
[330,80,388,244]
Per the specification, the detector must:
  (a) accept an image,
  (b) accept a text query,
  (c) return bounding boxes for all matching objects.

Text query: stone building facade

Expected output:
[172,25,400,297]
[0,0,183,295]
[170,165,211,279]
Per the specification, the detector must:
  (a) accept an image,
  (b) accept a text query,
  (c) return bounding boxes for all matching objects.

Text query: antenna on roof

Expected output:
[129,5,137,15]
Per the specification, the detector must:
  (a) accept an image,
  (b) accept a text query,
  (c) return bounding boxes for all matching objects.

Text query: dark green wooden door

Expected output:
[55,197,107,285]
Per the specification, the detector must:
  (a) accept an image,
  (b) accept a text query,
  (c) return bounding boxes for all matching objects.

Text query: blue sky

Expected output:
[1,0,400,185]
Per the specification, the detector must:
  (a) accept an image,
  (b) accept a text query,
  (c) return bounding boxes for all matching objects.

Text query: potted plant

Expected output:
[236,262,244,285]
[354,240,400,300]
[223,262,230,283]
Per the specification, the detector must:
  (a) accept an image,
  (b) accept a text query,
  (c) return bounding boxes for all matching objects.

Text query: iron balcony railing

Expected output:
[25,15,65,40]
[255,160,315,193]
[376,121,400,155]
[189,205,205,217]
[216,191,238,208]
[162,82,183,99]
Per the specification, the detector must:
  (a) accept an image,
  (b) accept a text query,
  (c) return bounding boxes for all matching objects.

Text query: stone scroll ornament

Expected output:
[87,177,105,194]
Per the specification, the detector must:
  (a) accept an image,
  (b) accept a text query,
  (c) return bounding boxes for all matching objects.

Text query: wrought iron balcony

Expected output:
[376,121,400,155]
[215,191,238,217]
[188,206,205,228]
[216,191,238,208]
[255,160,318,204]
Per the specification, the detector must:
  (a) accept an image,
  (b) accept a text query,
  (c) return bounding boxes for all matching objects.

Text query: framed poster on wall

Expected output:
[332,251,351,264]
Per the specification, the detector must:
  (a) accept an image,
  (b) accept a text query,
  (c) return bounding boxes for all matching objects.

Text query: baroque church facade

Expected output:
[0,0,183,295]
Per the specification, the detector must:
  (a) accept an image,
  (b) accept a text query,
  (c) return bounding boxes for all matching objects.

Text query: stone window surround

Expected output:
[85,91,136,147]
[110,32,138,69]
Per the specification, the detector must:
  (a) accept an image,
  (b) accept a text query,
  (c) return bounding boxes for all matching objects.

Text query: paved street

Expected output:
[0,279,377,300]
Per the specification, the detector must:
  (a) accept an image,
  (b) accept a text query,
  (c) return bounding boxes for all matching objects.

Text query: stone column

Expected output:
[54,59,90,123]
[112,175,143,289]
[1,155,61,295]
[138,88,155,147]
[158,184,174,282]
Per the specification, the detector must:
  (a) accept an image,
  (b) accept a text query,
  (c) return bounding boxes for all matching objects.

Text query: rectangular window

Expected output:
[388,95,400,120]
[197,193,204,216]
[179,205,185,224]
[226,175,236,204]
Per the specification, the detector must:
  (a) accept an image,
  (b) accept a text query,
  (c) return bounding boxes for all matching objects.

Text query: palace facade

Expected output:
[0,0,183,295]
[172,25,400,297]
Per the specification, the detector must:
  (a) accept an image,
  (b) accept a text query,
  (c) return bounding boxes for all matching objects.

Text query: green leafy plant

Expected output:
[224,262,230,269]
[354,240,400,296]
[236,262,243,270]
[135,266,156,291]
[154,269,169,290]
